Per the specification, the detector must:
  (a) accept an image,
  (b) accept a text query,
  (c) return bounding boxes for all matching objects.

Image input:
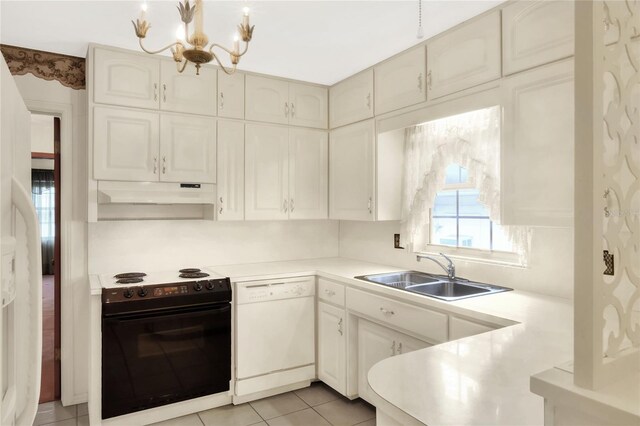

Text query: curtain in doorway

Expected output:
[32,169,55,275]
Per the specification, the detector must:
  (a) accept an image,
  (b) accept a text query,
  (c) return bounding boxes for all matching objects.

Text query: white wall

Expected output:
[338,221,574,300]
[88,220,340,274]
[30,113,54,154]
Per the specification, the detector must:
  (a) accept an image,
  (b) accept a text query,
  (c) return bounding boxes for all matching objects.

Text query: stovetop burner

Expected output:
[114,272,147,279]
[116,277,144,284]
[179,272,210,279]
[179,268,202,274]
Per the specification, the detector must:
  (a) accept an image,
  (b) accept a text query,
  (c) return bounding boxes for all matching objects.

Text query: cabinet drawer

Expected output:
[449,316,495,340]
[346,288,447,343]
[318,278,345,307]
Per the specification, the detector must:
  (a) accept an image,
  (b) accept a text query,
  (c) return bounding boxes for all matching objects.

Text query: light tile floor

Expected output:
[35,383,376,426]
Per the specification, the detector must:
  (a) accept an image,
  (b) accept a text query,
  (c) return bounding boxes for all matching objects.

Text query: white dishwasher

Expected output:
[235,276,316,396]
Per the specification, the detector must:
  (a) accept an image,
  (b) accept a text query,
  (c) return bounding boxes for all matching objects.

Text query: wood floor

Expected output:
[40,274,56,403]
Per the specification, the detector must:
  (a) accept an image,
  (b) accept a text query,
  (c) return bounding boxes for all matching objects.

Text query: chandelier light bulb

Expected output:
[243,7,250,16]
[176,25,186,41]
[141,2,148,12]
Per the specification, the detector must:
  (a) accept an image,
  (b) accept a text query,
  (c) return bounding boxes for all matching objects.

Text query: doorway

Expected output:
[30,114,61,403]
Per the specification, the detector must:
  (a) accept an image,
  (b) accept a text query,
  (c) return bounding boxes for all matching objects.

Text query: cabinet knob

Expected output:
[219,92,224,110]
[427,70,432,90]
[338,317,343,336]
[291,103,295,118]
[162,156,167,174]
[153,156,158,174]
[162,84,167,102]
[417,73,423,91]
[284,102,290,117]
[154,83,158,101]
[366,93,371,109]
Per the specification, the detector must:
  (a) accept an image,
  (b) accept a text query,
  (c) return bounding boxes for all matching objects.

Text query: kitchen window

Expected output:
[430,165,513,253]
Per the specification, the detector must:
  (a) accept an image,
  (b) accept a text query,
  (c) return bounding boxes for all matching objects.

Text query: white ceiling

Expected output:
[0,0,505,85]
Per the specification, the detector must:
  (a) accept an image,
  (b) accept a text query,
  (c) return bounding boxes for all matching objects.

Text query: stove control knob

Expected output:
[205,280,215,290]
[123,288,134,298]
[193,282,203,291]
[137,287,148,297]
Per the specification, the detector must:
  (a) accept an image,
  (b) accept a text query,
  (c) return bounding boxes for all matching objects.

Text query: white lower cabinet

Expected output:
[159,114,216,183]
[317,302,347,395]
[217,120,245,220]
[245,123,328,220]
[357,318,430,404]
[329,120,375,220]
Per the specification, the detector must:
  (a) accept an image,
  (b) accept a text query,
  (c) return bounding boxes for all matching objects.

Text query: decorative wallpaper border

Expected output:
[0,44,85,90]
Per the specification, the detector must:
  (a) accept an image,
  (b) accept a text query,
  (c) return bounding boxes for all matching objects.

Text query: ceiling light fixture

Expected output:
[132,0,255,75]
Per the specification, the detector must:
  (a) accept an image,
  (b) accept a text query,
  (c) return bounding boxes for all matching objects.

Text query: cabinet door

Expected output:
[501,59,574,227]
[502,0,574,75]
[357,319,396,404]
[159,114,216,183]
[245,124,289,220]
[289,129,328,220]
[427,12,501,99]
[245,75,289,125]
[93,107,159,181]
[375,46,426,115]
[160,61,217,115]
[217,120,244,220]
[289,83,328,129]
[329,70,374,128]
[93,48,160,109]
[317,302,346,395]
[218,71,245,119]
[329,120,375,221]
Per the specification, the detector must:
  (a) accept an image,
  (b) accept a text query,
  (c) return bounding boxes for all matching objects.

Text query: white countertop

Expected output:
[89,257,574,425]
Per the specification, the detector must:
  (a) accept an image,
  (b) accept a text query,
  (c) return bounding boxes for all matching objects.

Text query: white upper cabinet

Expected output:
[501,59,574,227]
[245,123,290,220]
[159,114,216,183]
[93,107,159,181]
[93,49,160,110]
[329,119,375,221]
[217,120,245,221]
[502,0,574,75]
[218,71,245,119]
[160,61,217,115]
[330,70,374,129]
[288,128,328,220]
[427,11,501,99]
[374,46,427,115]
[289,83,329,129]
[246,75,328,129]
[245,75,290,125]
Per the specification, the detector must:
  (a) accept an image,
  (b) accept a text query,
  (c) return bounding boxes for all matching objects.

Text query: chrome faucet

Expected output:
[416,253,456,280]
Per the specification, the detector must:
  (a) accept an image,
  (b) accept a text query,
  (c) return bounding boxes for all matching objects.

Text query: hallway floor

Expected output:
[40,274,56,403]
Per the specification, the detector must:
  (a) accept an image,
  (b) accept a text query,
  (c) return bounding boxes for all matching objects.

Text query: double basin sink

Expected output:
[355,271,512,302]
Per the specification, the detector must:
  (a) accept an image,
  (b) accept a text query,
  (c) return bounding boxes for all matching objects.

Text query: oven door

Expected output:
[101,303,231,419]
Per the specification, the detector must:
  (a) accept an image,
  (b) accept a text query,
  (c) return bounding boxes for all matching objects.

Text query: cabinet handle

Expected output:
[397,342,403,354]
[324,289,336,297]
[220,196,223,204]
[154,83,158,101]
[367,197,372,214]
[366,93,371,109]
[338,318,343,336]
[219,207,223,215]
[427,70,432,90]
[153,156,157,174]
[290,199,295,212]
[162,156,166,174]
[380,307,395,315]
[283,199,288,213]
[219,92,224,110]
[417,73,423,92]
[391,340,396,356]
[291,103,295,118]
[162,84,167,102]
[284,102,289,117]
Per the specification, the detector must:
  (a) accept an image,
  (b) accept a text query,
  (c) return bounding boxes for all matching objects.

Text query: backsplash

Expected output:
[88,220,340,274]
[338,221,574,299]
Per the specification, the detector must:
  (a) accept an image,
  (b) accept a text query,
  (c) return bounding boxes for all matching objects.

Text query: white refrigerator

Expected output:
[0,56,43,425]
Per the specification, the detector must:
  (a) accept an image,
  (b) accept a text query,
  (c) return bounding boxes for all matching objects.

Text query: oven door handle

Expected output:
[104,303,230,322]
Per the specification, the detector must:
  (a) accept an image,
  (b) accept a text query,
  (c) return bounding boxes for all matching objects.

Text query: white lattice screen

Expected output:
[574,0,639,389]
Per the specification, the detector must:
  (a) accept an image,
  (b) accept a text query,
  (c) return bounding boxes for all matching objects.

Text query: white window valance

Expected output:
[399,106,531,261]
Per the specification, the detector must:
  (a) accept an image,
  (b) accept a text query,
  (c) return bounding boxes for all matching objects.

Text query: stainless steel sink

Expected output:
[355,271,512,301]
[354,271,440,289]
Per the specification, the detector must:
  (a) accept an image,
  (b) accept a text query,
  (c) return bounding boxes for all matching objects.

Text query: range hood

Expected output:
[97,181,215,205]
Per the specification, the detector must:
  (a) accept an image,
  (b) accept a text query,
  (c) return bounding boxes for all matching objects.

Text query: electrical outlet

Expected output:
[603,250,614,275]
[394,234,404,249]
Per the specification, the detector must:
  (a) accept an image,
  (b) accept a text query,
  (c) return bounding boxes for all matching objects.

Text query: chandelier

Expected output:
[132,0,254,75]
